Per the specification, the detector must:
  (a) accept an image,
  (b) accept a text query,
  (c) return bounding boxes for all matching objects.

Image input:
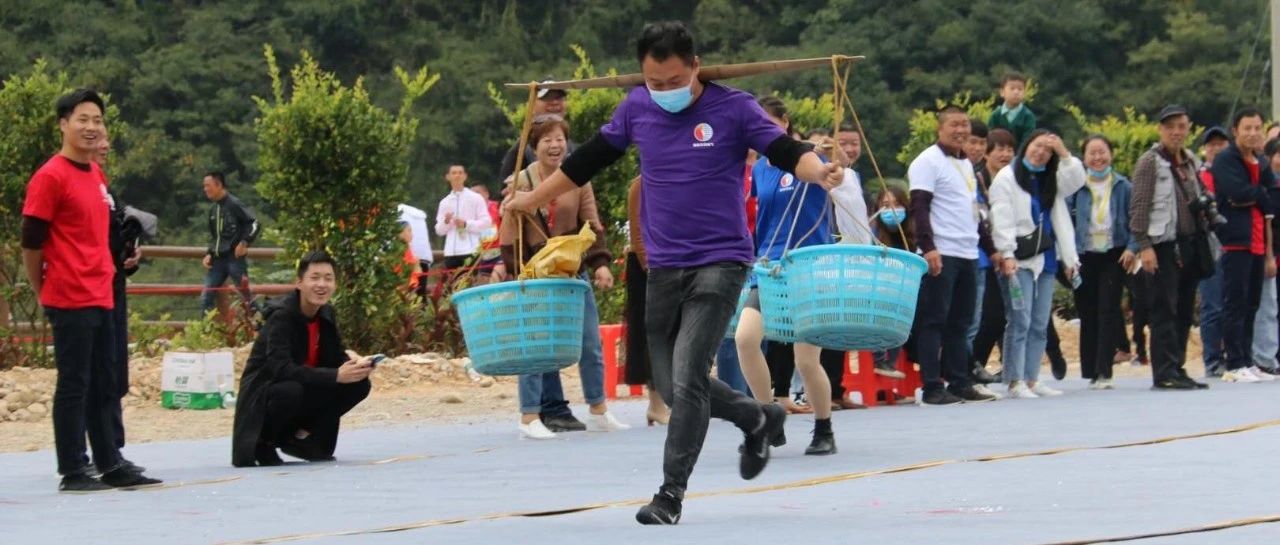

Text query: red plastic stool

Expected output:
[841,351,920,407]
[600,324,643,399]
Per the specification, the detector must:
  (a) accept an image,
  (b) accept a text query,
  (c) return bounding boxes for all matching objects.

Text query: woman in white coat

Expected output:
[989,129,1083,398]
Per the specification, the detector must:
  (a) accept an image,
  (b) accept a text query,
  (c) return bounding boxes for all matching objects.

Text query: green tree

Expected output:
[253,46,438,353]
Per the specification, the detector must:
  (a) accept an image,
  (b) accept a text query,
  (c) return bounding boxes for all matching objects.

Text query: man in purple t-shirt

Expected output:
[506,21,843,525]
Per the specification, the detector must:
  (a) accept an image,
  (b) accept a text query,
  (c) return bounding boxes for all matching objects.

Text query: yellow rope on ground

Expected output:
[213,418,1280,545]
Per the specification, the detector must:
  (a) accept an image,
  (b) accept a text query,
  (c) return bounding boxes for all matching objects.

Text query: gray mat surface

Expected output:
[3,378,1278,545]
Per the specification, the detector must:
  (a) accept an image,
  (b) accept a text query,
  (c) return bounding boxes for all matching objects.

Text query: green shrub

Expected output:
[254,46,437,354]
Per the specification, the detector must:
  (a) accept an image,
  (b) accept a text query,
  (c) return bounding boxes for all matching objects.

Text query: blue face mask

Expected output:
[1021,157,1047,173]
[878,207,906,228]
[648,83,694,113]
[1087,165,1112,178]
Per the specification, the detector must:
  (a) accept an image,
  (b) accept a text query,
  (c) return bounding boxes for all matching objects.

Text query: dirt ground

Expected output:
[0,318,1202,453]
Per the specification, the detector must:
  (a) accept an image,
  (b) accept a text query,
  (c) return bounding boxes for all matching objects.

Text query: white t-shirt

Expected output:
[1085,177,1112,253]
[907,145,979,258]
[832,168,871,244]
[397,203,434,263]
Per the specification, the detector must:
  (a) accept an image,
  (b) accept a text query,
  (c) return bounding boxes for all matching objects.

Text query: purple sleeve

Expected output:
[740,96,787,153]
[599,91,633,150]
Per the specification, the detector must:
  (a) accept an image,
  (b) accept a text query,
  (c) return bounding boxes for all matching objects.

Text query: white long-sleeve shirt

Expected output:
[434,189,492,257]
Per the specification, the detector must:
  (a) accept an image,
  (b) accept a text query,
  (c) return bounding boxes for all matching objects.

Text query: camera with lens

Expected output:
[1188,192,1228,227]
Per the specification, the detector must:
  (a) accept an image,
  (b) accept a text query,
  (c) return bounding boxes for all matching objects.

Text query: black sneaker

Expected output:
[119,458,147,474]
[100,467,163,489]
[59,473,111,494]
[1050,356,1068,380]
[541,414,587,432]
[739,403,786,480]
[635,493,682,525]
[1176,376,1210,390]
[280,437,335,462]
[804,433,837,456]
[255,443,285,467]
[919,388,962,406]
[972,365,999,384]
[1152,377,1195,391]
[949,385,997,403]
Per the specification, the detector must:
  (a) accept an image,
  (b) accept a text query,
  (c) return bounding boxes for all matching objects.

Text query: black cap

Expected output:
[1157,104,1189,123]
[1200,125,1230,145]
[536,76,567,100]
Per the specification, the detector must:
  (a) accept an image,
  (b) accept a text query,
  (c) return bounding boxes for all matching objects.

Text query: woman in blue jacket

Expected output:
[1066,136,1137,389]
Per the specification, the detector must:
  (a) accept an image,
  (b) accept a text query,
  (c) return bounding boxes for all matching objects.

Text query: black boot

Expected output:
[804,419,837,456]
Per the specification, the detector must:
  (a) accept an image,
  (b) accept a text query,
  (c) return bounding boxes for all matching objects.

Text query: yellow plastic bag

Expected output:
[518,223,597,280]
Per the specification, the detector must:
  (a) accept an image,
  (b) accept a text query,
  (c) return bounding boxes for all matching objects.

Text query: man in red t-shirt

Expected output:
[21,89,161,492]
[1211,108,1276,383]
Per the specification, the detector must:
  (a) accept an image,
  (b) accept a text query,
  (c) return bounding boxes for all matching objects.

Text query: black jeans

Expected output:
[47,307,122,475]
[972,267,1005,367]
[261,379,371,445]
[913,256,977,393]
[1075,249,1125,380]
[1140,242,1195,382]
[647,263,765,501]
[1220,251,1265,371]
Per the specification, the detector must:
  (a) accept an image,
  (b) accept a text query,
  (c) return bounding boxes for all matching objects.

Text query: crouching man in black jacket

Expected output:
[232,251,376,467]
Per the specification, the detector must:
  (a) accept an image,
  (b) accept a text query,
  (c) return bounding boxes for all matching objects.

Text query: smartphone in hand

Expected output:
[367,354,387,367]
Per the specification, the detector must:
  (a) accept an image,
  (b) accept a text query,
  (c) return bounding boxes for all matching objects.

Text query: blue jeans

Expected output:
[517,275,606,414]
[1252,272,1278,369]
[715,338,751,395]
[999,269,1056,384]
[201,256,251,313]
[1199,270,1224,370]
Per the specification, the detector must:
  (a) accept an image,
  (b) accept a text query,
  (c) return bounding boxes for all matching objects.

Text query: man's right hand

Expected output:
[336,359,373,384]
[1139,247,1158,274]
[444,212,455,224]
[924,250,943,276]
[202,254,212,269]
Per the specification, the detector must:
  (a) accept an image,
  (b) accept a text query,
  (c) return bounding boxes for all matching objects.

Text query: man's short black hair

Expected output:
[1233,107,1265,130]
[969,118,988,139]
[297,250,337,278]
[56,88,105,120]
[636,21,696,66]
[838,123,858,133]
[936,103,967,122]
[205,171,226,187]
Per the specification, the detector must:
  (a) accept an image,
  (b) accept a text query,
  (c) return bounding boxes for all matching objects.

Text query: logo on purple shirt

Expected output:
[693,123,715,147]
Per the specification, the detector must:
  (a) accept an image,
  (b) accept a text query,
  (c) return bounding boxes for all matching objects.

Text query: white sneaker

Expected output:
[1248,366,1278,382]
[1090,378,1115,390]
[1008,382,1039,399]
[519,419,558,439]
[585,411,631,432]
[973,383,1004,399]
[1030,383,1063,397]
[1222,368,1263,383]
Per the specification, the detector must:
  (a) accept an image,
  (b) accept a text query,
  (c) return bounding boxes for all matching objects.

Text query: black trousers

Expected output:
[109,282,129,450]
[767,341,796,398]
[1221,251,1266,371]
[261,379,371,445]
[624,252,651,385]
[1140,242,1196,383]
[1075,249,1125,380]
[47,307,122,475]
[972,267,1005,367]
[913,256,976,393]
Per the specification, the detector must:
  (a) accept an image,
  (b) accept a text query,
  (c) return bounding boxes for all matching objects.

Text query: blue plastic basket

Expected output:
[451,279,588,376]
[723,283,752,340]
[753,261,797,343]
[784,244,927,351]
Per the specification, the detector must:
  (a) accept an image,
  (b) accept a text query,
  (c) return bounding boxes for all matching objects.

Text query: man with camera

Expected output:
[1129,105,1212,390]
[1210,107,1278,383]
